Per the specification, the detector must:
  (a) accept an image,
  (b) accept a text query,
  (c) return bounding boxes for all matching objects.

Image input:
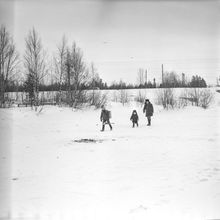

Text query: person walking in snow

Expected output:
[130,110,139,128]
[143,99,154,126]
[100,105,112,131]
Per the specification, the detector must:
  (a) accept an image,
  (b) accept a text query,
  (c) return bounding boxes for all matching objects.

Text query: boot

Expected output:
[147,117,151,126]
[101,124,105,131]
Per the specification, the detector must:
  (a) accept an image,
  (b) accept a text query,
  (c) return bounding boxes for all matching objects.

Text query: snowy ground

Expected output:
[0,90,220,220]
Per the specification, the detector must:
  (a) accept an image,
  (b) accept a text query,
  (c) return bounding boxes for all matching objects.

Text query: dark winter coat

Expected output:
[130,113,139,123]
[100,109,110,122]
[143,102,154,117]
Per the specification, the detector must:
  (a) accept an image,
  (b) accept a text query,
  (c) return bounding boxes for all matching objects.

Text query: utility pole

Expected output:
[145,69,148,87]
[182,73,185,86]
[153,78,156,88]
[161,64,164,87]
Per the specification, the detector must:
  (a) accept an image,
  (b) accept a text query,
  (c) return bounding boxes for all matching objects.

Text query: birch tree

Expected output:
[24,28,46,110]
[65,42,88,107]
[0,25,19,107]
[54,35,67,105]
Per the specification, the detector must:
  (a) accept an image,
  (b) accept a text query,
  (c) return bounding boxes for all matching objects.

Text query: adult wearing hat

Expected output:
[143,99,154,126]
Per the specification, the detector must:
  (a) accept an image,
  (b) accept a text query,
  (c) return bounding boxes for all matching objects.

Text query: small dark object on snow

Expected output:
[12,178,18,181]
[73,138,103,143]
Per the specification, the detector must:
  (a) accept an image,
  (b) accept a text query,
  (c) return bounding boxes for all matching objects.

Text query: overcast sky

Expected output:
[0,0,219,84]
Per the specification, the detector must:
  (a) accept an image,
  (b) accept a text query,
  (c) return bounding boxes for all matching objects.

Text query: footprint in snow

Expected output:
[130,205,148,213]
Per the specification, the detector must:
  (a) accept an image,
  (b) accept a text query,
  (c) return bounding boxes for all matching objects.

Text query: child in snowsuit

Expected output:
[130,110,139,127]
[100,105,112,131]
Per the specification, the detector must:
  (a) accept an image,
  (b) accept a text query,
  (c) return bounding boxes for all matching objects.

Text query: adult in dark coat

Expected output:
[100,105,112,131]
[143,99,154,126]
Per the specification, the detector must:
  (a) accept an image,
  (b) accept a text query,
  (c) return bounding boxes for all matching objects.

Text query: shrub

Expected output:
[119,89,130,106]
[112,91,118,102]
[88,91,108,109]
[187,88,200,106]
[180,88,214,109]
[134,91,146,104]
[199,89,214,109]
[178,89,190,108]
[155,88,177,109]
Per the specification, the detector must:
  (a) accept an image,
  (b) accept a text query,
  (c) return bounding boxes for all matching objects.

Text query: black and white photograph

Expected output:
[0,0,220,219]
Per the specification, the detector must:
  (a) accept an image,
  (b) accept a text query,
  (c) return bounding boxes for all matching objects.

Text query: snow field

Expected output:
[0,91,219,220]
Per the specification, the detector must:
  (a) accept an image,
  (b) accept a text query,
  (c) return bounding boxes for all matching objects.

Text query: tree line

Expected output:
[0,25,208,108]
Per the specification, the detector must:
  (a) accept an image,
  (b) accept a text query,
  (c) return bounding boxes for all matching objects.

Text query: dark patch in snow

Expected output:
[208,138,215,142]
[73,138,104,143]
[200,178,209,182]
[213,168,220,172]
[12,178,18,181]
[71,138,116,144]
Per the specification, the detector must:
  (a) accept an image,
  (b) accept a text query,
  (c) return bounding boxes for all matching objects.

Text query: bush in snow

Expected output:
[112,90,119,102]
[198,89,214,109]
[56,90,89,108]
[178,88,214,109]
[111,90,130,105]
[155,88,177,109]
[88,91,108,109]
[187,88,201,107]
[119,89,130,106]
[134,91,146,105]
[178,89,191,108]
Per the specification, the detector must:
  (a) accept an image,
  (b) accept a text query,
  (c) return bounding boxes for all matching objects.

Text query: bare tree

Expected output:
[0,25,19,107]
[65,42,88,107]
[54,35,67,105]
[24,28,46,110]
[65,48,71,105]
[90,62,98,105]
